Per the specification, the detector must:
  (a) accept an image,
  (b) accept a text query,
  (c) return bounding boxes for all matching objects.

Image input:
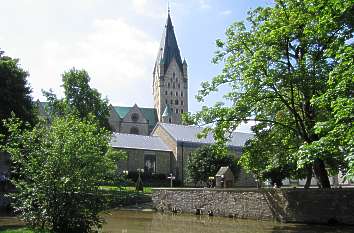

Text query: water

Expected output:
[102,210,354,233]
[1,210,354,233]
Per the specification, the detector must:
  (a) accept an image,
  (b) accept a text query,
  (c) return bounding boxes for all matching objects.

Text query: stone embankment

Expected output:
[152,187,354,225]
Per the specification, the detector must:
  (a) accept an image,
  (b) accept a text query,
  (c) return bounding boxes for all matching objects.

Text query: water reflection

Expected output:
[102,210,354,233]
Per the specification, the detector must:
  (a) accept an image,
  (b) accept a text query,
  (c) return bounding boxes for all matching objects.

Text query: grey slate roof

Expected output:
[158,123,254,148]
[155,13,183,74]
[216,166,231,176]
[111,133,172,152]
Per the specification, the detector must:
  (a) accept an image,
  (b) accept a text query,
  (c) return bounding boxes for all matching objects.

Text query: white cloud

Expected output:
[220,10,232,15]
[199,0,211,9]
[32,18,159,107]
[132,0,165,18]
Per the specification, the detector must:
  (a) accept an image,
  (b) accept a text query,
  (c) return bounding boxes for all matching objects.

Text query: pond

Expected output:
[1,210,354,233]
[101,210,354,233]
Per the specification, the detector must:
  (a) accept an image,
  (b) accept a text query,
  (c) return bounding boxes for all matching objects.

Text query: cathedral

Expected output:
[108,12,188,135]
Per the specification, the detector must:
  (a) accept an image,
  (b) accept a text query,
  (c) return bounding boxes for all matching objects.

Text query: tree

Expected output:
[189,0,353,188]
[302,44,354,181]
[186,145,240,186]
[0,50,34,138]
[1,115,120,232]
[43,68,110,129]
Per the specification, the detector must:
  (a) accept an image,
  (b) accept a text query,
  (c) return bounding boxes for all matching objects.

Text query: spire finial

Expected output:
[168,0,170,14]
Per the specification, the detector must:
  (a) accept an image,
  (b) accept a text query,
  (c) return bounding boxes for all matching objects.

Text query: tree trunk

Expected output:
[304,165,312,189]
[312,158,331,189]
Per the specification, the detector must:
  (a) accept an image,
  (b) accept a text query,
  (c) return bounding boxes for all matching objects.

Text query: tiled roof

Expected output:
[111,133,171,152]
[158,123,254,148]
[113,106,158,131]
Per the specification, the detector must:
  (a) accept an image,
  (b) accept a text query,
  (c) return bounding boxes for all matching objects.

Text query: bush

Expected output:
[2,116,120,233]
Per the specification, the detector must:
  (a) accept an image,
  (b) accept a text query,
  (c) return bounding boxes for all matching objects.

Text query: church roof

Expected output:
[155,123,254,148]
[113,106,158,131]
[162,104,172,117]
[111,133,171,152]
[155,13,183,74]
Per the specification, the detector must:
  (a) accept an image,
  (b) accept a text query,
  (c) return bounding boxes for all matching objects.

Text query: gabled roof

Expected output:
[113,106,158,131]
[111,133,172,152]
[155,123,254,148]
[155,13,183,74]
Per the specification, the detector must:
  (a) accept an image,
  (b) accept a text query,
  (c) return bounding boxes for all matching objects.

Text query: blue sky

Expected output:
[0,0,271,130]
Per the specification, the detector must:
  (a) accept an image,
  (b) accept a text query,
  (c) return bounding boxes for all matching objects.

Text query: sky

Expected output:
[0,0,272,131]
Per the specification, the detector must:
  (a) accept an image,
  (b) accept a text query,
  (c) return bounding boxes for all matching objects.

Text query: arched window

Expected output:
[181,100,184,105]
[168,83,170,88]
[175,99,178,105]
[181,92,183,96]
[130,127,139,135]
[131,113,139,122]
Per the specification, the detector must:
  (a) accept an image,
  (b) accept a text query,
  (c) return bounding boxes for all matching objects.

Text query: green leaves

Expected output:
[189,0,354,187]
[186,145,240,185]
[3,115,116,232]
[43,68,111,130]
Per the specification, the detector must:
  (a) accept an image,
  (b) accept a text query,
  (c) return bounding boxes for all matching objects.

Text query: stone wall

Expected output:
[117,148,172,175]
[152,188,354,225]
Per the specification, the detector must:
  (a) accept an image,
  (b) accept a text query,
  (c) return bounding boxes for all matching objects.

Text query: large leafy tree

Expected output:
[186,145,240,186]
[43,68,110,129]
[0,50,34,138]
[1,115,120,232]
[189,0,353,188]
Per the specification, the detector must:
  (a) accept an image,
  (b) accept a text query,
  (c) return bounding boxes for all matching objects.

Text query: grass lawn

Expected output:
[99,185,152,194]
[0,228,48,233]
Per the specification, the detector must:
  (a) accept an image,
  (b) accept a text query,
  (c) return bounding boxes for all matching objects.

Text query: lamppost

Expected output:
[167,173,175,188]
[135,168,144,192]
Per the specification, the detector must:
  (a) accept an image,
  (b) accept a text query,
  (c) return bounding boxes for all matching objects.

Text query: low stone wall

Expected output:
[152,188,354,225]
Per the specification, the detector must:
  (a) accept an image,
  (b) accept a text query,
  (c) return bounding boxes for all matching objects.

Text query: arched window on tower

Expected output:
[130,127,139,135]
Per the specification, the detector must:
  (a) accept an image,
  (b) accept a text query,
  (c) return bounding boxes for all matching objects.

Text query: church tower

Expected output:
[153,12,188,124]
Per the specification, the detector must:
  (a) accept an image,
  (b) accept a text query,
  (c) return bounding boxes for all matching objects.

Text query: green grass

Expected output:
[99,185,152,194]
[0,228,48,233]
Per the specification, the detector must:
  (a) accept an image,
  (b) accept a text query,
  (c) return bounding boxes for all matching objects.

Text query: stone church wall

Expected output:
[117,148,172,175]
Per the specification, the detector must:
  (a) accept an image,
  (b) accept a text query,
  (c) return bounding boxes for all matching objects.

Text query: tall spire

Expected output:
[155,11,183,75]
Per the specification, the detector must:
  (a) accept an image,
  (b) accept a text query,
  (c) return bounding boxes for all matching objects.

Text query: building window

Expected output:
[170,99,173,104]
[176,109,178,114]
[130,127,139,135]
[173,83,175,88]
[181,109,184,113]
[144,153,156,174]
[170,91,172,96]
[181,100,184,105]
[176,92,178,96]
[175,99,178,105]
[165,99,168,104]
[181,92,183,96]
[168,83,170,88]
[173,72,175,79]
[131,113,139,122]
[178,83,180,88]
[165,90,167,95]
[169,118,171,123]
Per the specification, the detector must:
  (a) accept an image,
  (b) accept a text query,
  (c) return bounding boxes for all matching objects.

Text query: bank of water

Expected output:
[102,210,354,233]
[2,210,354,233]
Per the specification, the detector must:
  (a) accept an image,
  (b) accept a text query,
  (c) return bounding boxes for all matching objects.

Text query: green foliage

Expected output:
[1,115,121,233]
[186,145,240,185]
[190,0,354,188]
[0,50,34,138]
[43,68,110,129]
